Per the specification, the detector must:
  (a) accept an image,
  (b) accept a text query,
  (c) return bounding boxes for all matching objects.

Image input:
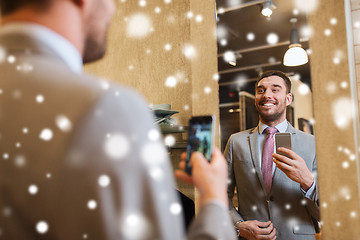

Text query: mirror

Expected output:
[215,0,319,238]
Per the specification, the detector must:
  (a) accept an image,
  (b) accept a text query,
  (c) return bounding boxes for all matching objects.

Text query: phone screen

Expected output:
[185,116,215,174]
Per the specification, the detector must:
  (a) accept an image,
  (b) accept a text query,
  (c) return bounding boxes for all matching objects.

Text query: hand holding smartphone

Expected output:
[275,132,292,158]
[185,115,215,174]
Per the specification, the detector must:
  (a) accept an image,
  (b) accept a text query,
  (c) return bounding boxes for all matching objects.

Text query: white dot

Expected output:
[121,213,151,239]
[301,199,307,205]
[46,173,52,179]
[266,33,279,45]
[164,135,176,146]
[342,161,349,168]
[164,44,172,51]
[98,175,111,187]
[324,29,332,36]
[87,200,97,210]
[285,204,291,210]
[83,234,88,239]
[293,9,299,15]
[164,0,171,3]
[268,57,276,63]
[186,11,194,19]
[355,21,360,28]
[154,7,161,13]
[213,73,220,81]
[36,221,49,234]
[204,86,211,94]
[340,81,348,89]
[333,57,340,64]
[128,65,134,70]
[350,154,355,161]
[28,185,38,195]
[23,128,29,134]
[141,142,167,166]
[195,15,203,22]
[344,148,350,155]
[3,153,9,159]
[251,205,257,211]
[184,105,189,111]
[220,39,227,46]
[170,202,182,215]
[182,44,196,59]
[330,18,338,25]
[139,0,146,7]
[148,129,160,141]
[246,32,255,41]
[36,94,44,103]
[350,211,357,218]
[126,13,153,38]
[223,51,236,63]
[104,134,130,160]
[7,55,16,64]
[336,221,341,227]
[306,49,312,55]
[39,128,53,141]
[14,155,26,167]
[165,76,177,88]
[0,89,3,94]
[55,115,72,132]
[298,83,310,95]
[322,202,328,208]
[149,167,164,181]
[15,142,21,148]
[345,195,351,200]
[146,49,151,54]
[252,168,256,174]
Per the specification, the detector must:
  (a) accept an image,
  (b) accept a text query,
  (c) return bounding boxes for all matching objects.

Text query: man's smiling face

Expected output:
[255,75,292,126]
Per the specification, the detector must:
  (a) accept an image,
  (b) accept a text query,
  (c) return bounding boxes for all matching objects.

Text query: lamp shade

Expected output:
[283,44,308,66]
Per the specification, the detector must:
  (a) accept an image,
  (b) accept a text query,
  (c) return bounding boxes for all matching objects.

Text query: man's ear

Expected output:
[286,93,293,106]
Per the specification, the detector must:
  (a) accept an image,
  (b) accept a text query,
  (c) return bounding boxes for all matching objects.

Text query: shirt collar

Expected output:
[258,119,288,134]
[0,22,83,74]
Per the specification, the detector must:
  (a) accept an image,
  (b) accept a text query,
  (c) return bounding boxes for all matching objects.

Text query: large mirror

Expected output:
[84,0,360,238]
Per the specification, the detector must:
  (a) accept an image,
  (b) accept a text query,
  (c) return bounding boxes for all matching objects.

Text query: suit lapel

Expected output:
[248,126,267,193]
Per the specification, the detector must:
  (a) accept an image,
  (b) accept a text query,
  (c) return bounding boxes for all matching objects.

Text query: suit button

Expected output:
[269,196,275,201]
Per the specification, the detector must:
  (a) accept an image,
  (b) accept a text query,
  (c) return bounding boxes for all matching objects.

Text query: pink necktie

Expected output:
[262,127,278,195]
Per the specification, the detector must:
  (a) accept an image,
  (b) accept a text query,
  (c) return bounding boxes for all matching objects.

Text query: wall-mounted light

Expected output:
[283,18,308,67]
[261,0,277,17]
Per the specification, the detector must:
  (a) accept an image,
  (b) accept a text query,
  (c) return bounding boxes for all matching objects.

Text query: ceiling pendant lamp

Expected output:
[261,0,277,17]
[283,18,308,67]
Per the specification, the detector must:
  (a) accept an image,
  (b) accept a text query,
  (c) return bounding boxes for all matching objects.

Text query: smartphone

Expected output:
[275,132,292,158]
[185,115,215,174]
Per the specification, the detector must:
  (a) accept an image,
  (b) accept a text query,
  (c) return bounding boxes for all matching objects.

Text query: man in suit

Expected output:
[225,70,320,240]
[0,0,236,239]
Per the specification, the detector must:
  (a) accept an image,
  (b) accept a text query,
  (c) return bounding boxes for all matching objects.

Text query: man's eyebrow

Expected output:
[272,84,282,88]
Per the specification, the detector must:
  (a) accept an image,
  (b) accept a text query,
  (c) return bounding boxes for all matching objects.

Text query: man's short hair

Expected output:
[0,0,50,15]
[255,70,292,93]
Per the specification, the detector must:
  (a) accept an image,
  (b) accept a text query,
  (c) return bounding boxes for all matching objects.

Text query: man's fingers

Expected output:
[272,152,292,165]
[277,147,300,159]
[174,170,193,185]
[181,152,186,161]
[273,158,292,172]
[178,161,186,170]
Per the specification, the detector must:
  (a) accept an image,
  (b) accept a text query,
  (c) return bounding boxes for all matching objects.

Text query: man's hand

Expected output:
[175,147,228,207]
[272,147,314,191]
[237,220,276,240]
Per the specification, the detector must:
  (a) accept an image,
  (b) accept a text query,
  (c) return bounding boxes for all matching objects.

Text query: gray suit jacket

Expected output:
[0,31,236,240]
[225,123,320,240]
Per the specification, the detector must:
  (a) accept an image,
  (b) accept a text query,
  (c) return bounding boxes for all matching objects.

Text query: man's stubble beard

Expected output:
[256,98,287,123]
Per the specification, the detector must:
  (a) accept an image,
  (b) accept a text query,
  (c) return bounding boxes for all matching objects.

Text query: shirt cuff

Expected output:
[301,178,316,198]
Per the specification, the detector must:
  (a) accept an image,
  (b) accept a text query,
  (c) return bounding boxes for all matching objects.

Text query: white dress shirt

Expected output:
[257,120,316,198]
